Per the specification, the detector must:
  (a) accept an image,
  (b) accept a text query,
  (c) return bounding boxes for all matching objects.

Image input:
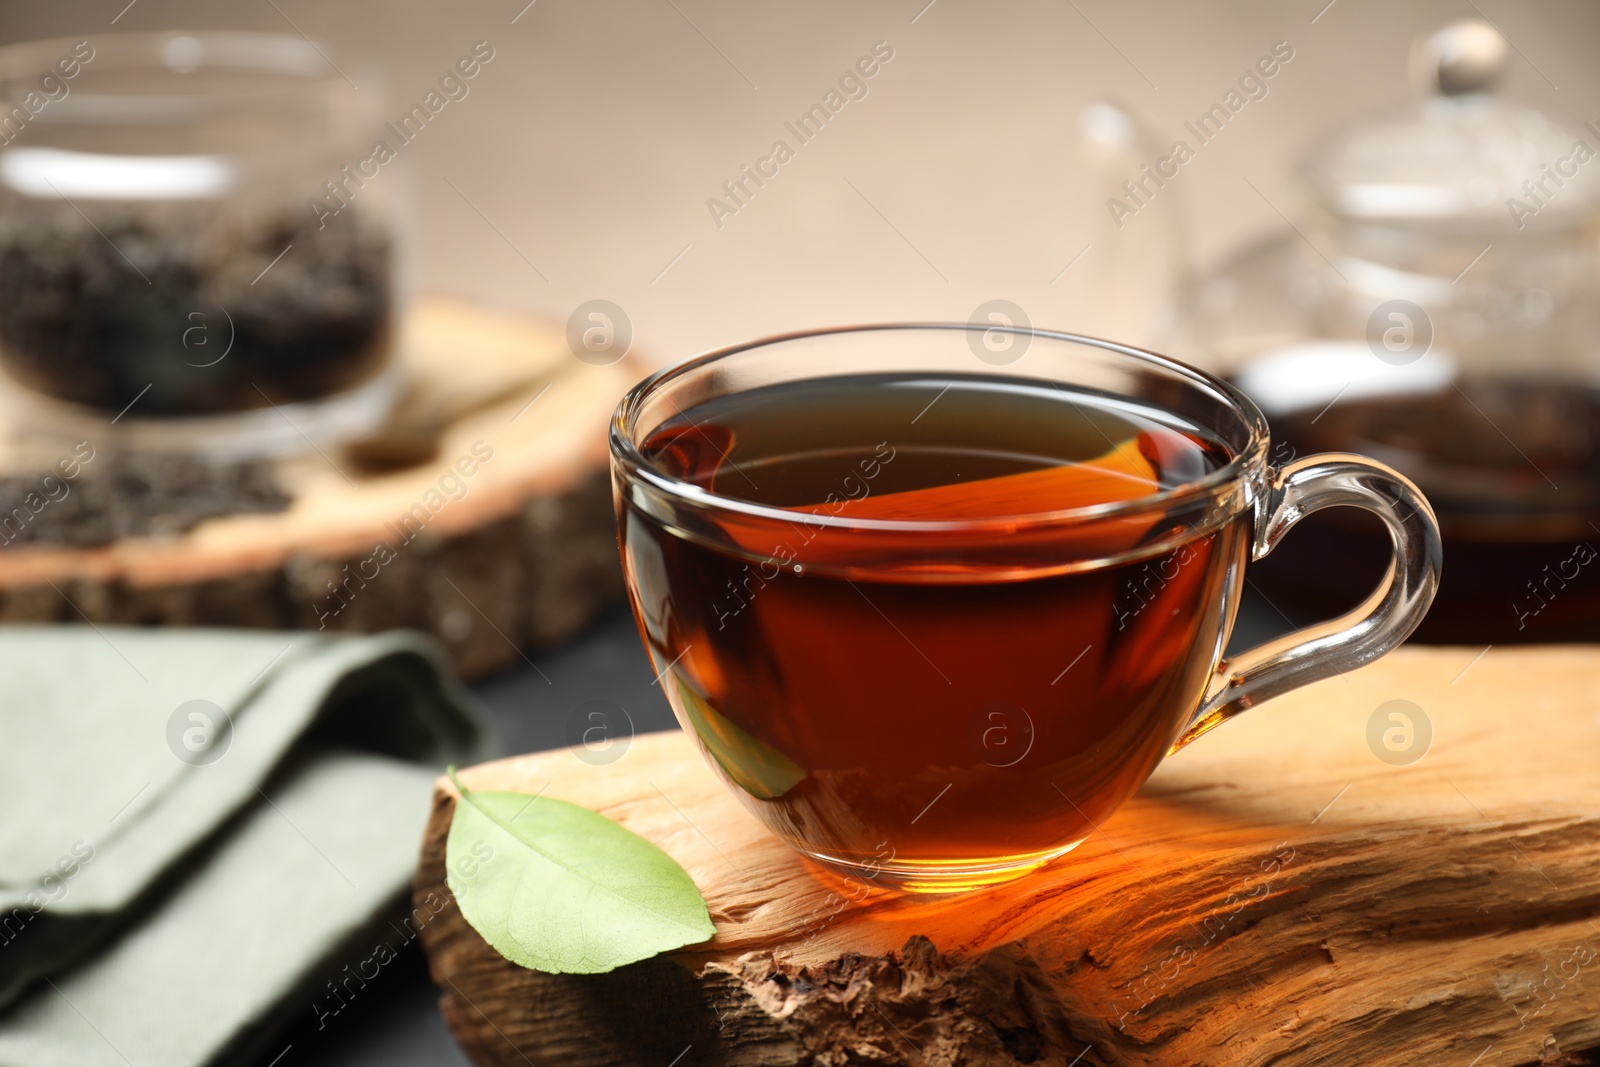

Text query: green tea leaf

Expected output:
[444,769,714,973]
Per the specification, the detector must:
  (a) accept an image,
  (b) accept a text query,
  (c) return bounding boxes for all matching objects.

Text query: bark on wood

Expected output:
[0,295,632,679]
[415,646,1600,1066]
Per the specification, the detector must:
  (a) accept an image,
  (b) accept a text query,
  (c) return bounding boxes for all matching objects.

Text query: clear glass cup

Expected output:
[611,324,1442,892]
[0,31,399,459]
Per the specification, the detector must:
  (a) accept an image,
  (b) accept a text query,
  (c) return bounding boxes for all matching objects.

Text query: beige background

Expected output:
[3,0,1596,370]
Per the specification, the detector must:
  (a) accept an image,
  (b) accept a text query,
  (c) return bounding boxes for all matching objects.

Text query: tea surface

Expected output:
[644,373,1226,516]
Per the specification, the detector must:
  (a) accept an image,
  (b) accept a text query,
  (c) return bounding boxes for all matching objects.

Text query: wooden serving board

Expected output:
[0,295,638,679]
[416,645,1600,1066]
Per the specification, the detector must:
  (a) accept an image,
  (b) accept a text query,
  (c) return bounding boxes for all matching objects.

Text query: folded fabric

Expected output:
[0,626,492,1067]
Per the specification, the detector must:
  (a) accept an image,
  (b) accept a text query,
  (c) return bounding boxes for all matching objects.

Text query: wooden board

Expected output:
[0,295,637,679]
[416,645,1600,1066]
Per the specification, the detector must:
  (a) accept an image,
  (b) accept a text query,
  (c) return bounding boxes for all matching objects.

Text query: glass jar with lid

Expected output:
[1186,19,1600,642]
[0,31,400,459]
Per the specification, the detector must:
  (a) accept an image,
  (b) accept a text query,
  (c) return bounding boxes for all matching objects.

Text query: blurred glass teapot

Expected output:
[1182,19,1600,643]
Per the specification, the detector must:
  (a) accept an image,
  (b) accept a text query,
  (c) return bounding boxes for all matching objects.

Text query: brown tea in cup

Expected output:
[631,373,1248,886]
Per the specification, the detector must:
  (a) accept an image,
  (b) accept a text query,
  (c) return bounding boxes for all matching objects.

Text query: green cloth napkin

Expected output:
[0,626,492,1067]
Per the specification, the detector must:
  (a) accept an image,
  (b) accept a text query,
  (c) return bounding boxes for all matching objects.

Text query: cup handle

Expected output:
[1171,452,1443,752]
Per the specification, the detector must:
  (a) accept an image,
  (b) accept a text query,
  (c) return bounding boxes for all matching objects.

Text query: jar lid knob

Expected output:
[1411,18,1508,96]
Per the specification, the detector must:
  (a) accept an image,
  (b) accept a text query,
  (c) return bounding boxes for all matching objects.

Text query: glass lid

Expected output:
[1299,19,1600,234]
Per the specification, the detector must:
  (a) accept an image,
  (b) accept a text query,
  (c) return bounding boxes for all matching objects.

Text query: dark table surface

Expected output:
[270,591,1298,1066]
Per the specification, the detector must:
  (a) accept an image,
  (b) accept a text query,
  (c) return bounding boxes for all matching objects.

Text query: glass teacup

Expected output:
[610,324,1440,892]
